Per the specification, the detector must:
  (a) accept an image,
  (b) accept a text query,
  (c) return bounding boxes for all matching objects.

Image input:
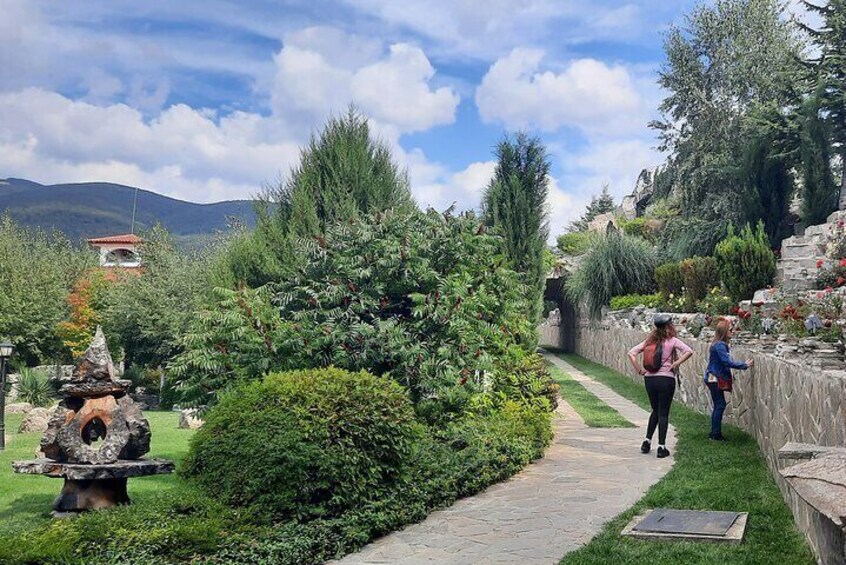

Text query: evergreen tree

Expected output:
[482,132,550,323]
[569,185,616,232]
[739,103,795,245]
[801,1,846,208]
[800,92,839,224]
[266,106,415,239]
[223,108,416,287]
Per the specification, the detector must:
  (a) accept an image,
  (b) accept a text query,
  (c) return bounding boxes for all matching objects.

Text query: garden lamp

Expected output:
[0,340,15,452]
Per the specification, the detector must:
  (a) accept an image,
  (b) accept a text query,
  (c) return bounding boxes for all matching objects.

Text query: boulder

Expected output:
[5,402,33,414]
[18,407,53,434]
[178,409,204,430]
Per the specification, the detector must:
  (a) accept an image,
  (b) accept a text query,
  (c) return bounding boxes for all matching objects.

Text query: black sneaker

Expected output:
[641,440,651,454]
[709,433,728,442]
[657,446,671,459]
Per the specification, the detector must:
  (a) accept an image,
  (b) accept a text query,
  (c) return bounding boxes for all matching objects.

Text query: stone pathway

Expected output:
[334,354,675,565]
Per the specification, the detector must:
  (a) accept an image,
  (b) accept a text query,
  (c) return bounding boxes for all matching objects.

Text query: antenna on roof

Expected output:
[130,186,139,234]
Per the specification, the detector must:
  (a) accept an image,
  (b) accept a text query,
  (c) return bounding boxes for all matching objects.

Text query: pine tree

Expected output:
[569,185,616,232]
[801,1,846,208]
[482,132,550,323]
[266,106,415,239]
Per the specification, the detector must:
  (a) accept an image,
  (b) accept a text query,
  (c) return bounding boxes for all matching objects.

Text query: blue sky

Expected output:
[0,0,811,234]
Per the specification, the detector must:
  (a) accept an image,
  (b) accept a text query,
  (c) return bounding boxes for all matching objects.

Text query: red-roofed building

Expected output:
[87,234,143,268]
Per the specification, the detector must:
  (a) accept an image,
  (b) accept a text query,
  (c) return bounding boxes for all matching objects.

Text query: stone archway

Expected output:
[539,275,577,352]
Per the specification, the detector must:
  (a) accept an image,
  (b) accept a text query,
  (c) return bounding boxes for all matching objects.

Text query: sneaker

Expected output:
[709,433,728,442]
[657,446,671,459]
[640,440,651,454]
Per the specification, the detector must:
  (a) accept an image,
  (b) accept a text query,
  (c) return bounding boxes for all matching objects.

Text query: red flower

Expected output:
[840,259,846,268]
[838,277,845,286]
[818,259,825,269]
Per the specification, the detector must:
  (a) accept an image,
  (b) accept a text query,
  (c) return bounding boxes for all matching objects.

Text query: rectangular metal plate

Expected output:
[632,509,741,536]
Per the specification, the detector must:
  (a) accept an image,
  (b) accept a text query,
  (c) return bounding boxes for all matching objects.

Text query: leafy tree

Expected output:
[171,209,535,406]
[569,185,616,232]
[801,0,846,206]
[565,231,657,318]
[482,132,550,322]
[0,216,94,366]
[102,226,216,369]
[652,0,802,245]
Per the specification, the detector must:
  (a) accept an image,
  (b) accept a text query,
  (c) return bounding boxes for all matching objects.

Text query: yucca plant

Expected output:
[16,367,56,407]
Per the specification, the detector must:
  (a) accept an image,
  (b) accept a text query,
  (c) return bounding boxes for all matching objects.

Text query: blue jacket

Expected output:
[704,341,748,390]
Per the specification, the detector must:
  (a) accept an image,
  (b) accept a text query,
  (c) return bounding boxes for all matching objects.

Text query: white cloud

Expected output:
[273,27,459,138]
[339,0,677,60]
[0,89,300,202]
[476,48,645,135]
[0,25,461,203]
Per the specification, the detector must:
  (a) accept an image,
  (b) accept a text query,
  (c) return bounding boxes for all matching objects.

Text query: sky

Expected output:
[0,0,816,235]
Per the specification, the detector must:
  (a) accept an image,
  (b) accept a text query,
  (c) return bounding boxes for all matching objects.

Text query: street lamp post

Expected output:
[0,341,15,452]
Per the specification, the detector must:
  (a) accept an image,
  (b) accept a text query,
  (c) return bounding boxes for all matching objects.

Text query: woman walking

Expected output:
[705,319,753,441]
[627,314,693,459]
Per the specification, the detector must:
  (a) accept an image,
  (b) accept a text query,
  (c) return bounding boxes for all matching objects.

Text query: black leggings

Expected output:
[644,376,676,445]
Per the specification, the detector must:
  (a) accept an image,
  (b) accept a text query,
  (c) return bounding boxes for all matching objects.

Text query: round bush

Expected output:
[182,367,422,520]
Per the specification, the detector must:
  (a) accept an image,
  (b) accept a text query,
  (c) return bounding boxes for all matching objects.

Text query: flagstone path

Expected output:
[334,353,676,565]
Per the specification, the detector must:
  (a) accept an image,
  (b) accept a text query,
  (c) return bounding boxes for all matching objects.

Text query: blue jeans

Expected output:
[708,382,726,436]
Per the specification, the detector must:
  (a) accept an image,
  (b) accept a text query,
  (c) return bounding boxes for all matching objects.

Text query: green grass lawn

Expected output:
[0,411,194,540]
[554,354,814,565]
[547,361,633,428]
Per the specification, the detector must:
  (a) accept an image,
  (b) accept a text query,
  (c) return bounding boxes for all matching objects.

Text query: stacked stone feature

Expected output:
[779,210,846,292]
[41,328,150,464]
[12,327,173,514]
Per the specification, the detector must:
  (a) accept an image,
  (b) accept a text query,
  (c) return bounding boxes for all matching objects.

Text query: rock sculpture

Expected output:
[13,328,173,514]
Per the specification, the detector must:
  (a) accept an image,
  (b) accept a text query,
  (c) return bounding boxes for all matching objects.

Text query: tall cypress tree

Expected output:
[800,92,839,225]
[482,132,550,323]
[801,1,846,208]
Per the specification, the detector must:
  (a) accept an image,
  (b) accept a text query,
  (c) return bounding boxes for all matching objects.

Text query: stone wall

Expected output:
[573,320,846,563]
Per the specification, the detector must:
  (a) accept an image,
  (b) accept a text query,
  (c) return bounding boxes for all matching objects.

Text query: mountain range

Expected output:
[0,178,257,243]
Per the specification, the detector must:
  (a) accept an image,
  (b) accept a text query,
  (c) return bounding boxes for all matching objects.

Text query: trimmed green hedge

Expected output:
[183,368,422,521]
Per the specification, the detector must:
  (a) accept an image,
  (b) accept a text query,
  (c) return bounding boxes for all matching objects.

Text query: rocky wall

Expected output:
[573,320,846,563]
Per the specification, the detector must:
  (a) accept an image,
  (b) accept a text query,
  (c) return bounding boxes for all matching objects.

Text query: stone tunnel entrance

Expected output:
[540,275,577,352]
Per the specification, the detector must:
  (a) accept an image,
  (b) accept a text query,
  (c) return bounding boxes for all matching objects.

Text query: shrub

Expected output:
[816,259,846,290]
[655,262,684,304]
[680,256,720,309]
[715,222,776,302]
[619,217,662,243]
[15,367,55,407]
[556,231,594,256]
[698,288,735,316]
[183,368,423,520]
[609,293,662,310]
[566,231,657,318]
[490,351,559,412]
[173,209,535,407]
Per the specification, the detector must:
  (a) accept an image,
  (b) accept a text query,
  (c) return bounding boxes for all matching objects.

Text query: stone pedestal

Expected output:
[13,458,174,514]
